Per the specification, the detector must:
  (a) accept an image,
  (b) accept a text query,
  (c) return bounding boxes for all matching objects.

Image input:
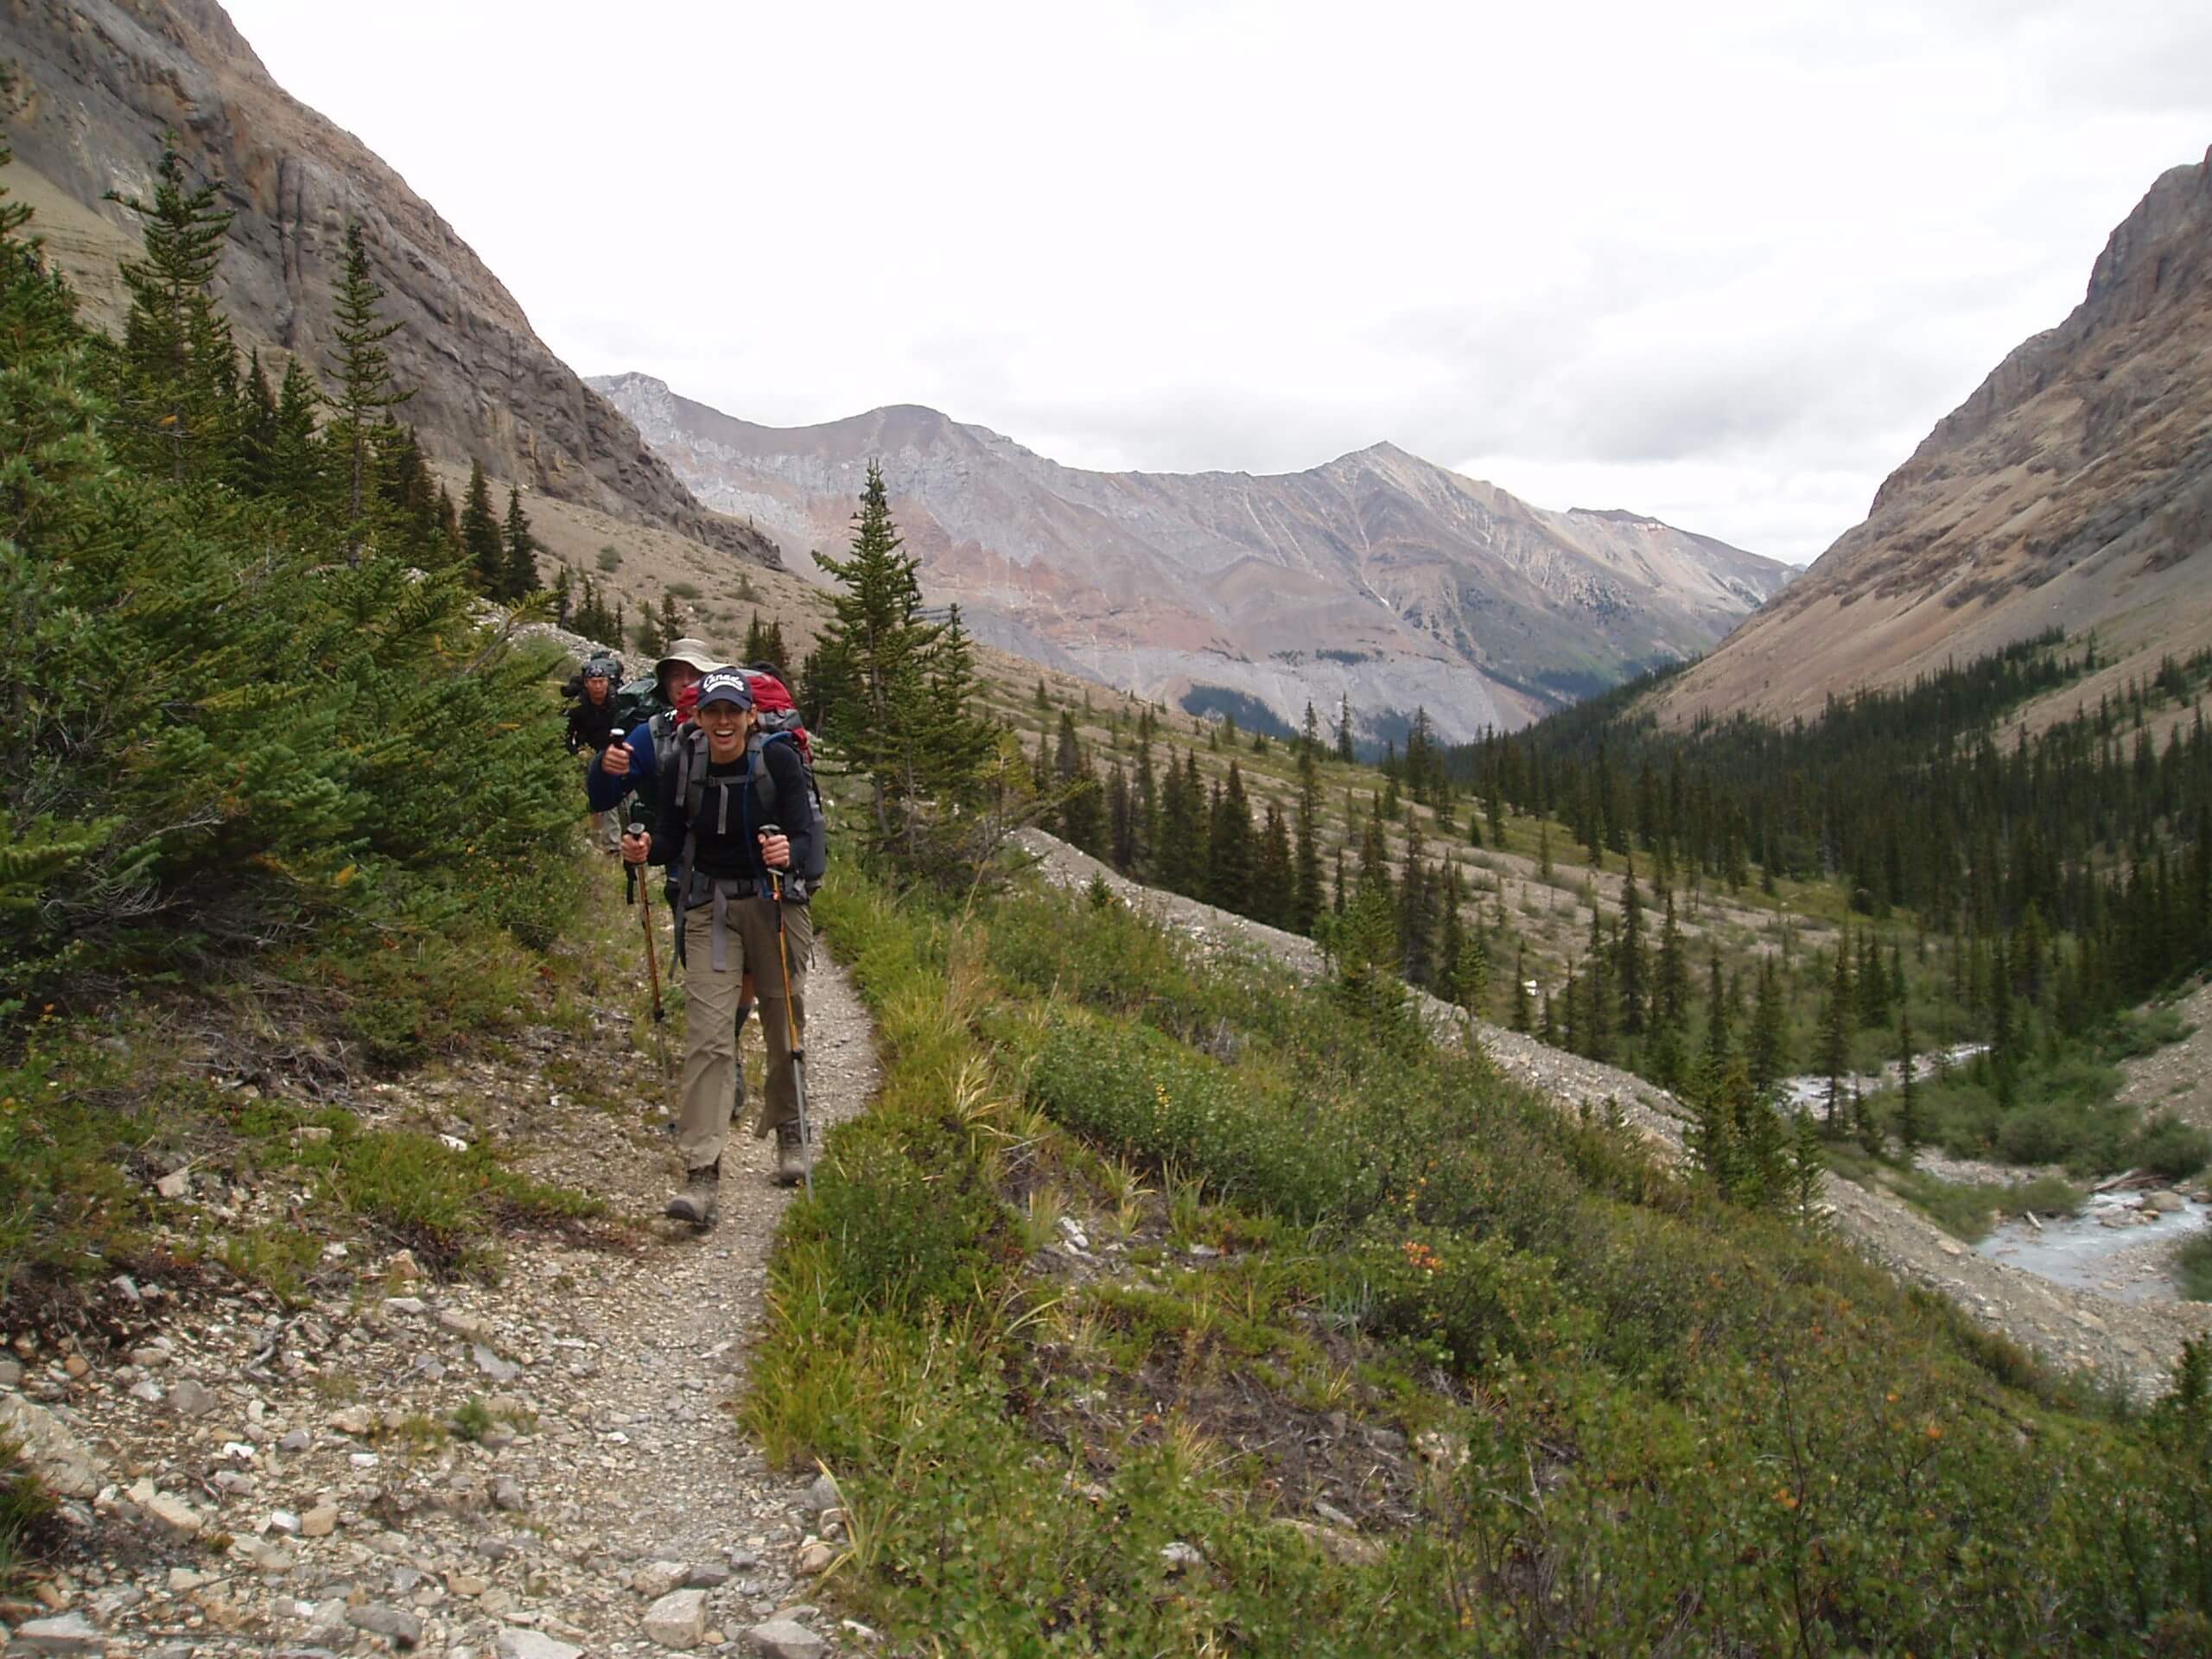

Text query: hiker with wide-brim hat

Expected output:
[622,668,821,1223]
[588,638,721,822]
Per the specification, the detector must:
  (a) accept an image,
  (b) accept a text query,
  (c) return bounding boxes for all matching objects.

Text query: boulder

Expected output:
[746,1618,827,1659]
[0,1393,106,1497]
[644,1587,708,1649]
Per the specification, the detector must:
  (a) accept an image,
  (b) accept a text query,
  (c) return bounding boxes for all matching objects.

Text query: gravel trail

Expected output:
[2,918,880,1657]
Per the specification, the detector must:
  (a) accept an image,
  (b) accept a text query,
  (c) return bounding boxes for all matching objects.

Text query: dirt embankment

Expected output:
[1013,830,2212,1399]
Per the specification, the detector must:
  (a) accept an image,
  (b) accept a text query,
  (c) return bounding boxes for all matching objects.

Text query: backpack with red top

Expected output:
[744,664,829,830]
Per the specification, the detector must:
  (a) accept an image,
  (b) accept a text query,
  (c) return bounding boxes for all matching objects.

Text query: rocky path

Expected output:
[2,944,879,1658]
[1014,829,2212,1400]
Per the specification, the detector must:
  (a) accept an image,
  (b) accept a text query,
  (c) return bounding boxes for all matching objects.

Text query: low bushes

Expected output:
[749,870,2212,1652]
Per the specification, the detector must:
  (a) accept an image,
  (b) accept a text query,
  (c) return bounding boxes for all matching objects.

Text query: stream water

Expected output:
[1780,1043,2209,1304]
[1974,1192,2212,1302]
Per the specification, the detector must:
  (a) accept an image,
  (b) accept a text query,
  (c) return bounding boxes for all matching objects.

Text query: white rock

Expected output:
[12,1612,103,1655]
[0,1394,107,1497]
[644,1587,709,1649]
[1159,1540,1205,1573]
[139,1488,203,1538]
[496,1630,584,1659]
[631,1560,689,1597]
[747,1618,827,1659]
[155,1171,191,1199]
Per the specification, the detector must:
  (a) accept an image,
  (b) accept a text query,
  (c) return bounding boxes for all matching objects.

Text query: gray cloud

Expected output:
[224,0,2212,566]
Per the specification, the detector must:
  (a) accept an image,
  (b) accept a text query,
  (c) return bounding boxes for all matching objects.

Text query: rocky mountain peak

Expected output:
[1651,148,2212,729]
[592,375,1792,741]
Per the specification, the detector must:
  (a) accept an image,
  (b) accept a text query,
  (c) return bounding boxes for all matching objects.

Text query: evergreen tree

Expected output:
[109,138,237,483]
[1511,946,1532,1032]
[1584,908,1612,1062]
[1703,944,1731,1076]
[1897,1005,1922,1160]
[1335,693,1355,762]
[1618,855,1647,1033]
[1399,817,1437,985]
[1821,943,1853,1125]
[1293,738,1324,934]
[1748,956,1789,1096]
[501,486,539,599]
[460,461,503,594]
[1255,803,1294,930]
[632,600,665,657]
[1206,762,1257,913]
[1056,709,1105,855]
[918,605,999,807]
[1656,886,1688,1029]
[657,590,683,647]
[325,219,410,563]
[810,461,947,843]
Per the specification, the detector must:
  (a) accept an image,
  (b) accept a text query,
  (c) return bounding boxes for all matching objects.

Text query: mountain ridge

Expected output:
[1650,147,2212,728]
[593,372,1792,740]
[1,0,779,565]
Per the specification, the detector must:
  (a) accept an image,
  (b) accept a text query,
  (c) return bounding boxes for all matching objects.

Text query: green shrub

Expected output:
[795,1112,1002,1317]
[2129,1116,2212,1181]
[597,545,622,571]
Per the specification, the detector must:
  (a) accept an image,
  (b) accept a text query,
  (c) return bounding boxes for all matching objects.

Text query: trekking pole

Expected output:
[757,823,812,1196]
[626,816,670,1078]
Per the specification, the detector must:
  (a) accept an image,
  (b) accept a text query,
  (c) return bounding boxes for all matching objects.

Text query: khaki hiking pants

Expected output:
[582,753,622,851]
[675,895,810,1173]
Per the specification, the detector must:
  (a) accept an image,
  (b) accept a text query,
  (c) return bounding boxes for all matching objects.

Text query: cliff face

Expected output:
[594,374,1792,741]
[1653,149,2212,727]
[1,0,778,564]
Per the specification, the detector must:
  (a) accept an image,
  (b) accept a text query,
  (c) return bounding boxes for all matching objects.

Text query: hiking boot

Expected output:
[773,1122,810,1187]
[665,1161,719,1226]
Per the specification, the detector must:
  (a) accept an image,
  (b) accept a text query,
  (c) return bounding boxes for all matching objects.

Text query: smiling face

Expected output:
[698,698,752,760]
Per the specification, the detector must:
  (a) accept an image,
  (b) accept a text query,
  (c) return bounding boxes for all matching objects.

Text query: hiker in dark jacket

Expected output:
[621,668,820,1220]
[567,658,623,853]
[593,638,760,1126]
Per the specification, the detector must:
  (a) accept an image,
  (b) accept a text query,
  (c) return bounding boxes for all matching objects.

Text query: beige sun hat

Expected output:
[655,638,721,679]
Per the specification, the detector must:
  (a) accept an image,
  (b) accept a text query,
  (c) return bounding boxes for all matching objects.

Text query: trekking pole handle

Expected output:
[758,823,784,896]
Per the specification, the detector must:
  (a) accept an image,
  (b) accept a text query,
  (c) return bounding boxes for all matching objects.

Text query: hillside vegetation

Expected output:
[747,859,2212,1652]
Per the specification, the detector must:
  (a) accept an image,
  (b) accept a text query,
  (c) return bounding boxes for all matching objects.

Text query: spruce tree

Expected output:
[1512,946,1532,1032]
[1255,803,1294,930]
[1293,739,1324,934]
[1335,693,1355,762]
[1821,943,1853,1125]
[110,138,237,483]
[325,220,410,563]
[1897,1005,1922,1160]
[501,486,539,599]
[460,461,503,594]
[1618,855,1647,1033]
[1702,944,1730,1076]
[1749,956,1789,1095]
[811,461,945,842]
[1206,763,1257,913]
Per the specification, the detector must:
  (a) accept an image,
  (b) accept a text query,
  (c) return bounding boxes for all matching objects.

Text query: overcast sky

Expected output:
[223,1,2209,564]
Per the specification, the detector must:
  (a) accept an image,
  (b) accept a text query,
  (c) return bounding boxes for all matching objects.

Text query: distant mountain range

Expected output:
[590,376,1792,741]
[1,0,775,563]
[1654,147,2212,727]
